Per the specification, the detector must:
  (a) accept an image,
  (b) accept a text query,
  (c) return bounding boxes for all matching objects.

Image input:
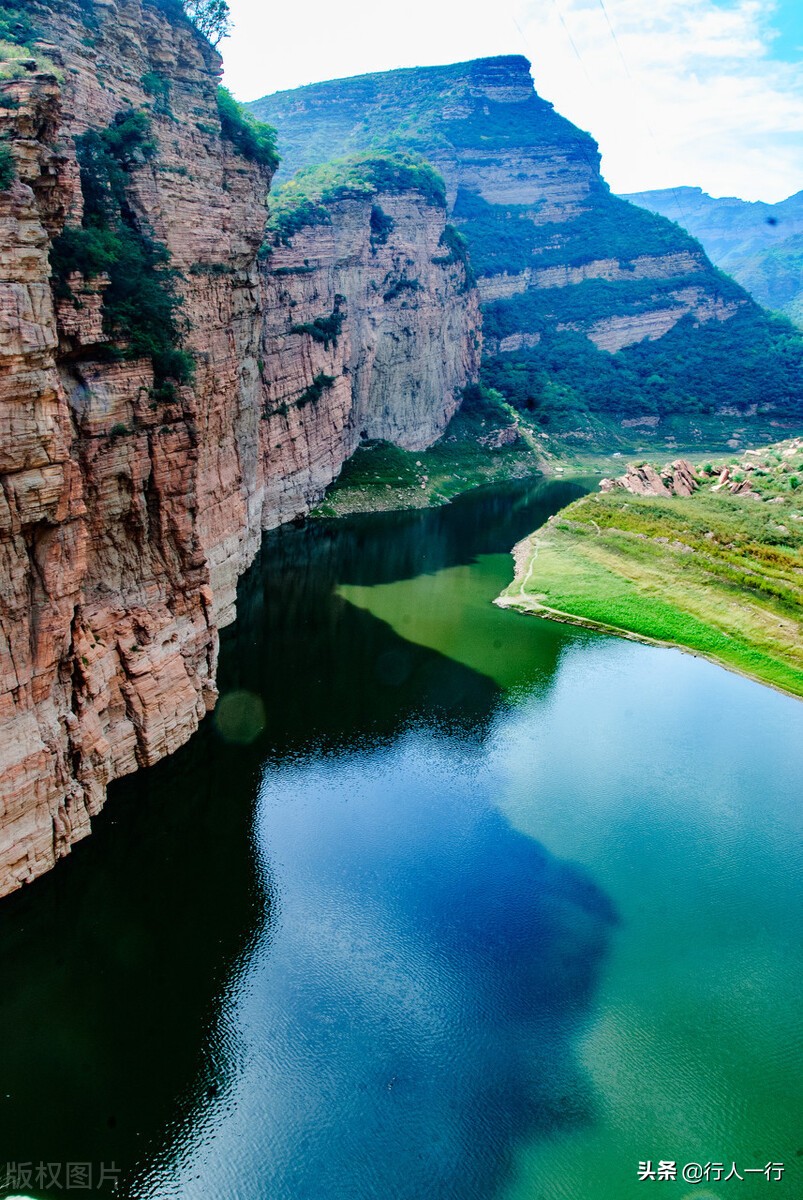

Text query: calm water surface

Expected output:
[0,478,801,1200]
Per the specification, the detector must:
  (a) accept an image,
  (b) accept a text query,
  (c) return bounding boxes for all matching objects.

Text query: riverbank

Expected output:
[310,408,542,516]
[497,443,803,699]
[311,397,803,518]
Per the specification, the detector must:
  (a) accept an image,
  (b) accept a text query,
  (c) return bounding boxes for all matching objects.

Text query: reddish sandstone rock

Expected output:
[600,457,699,498]
[0,0,480,897]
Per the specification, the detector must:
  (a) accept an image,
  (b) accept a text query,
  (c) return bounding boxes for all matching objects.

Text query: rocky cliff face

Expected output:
[0,1,478,897]
[259,192,479,527]
[252,57,803,421]
[250,56,725,355]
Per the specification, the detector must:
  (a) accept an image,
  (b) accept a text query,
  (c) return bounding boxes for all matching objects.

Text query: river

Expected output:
[0,478,801,1200]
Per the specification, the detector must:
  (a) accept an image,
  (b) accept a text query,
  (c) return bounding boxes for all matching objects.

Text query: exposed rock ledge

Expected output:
[600,459,698,497]
[476,250,705,302]
[589,289,742,352]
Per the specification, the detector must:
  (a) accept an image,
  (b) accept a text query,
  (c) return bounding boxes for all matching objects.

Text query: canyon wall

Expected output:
[252,57,803,421]
[0,0,478,896]
[259,193,479,528]
[251,55,736,351]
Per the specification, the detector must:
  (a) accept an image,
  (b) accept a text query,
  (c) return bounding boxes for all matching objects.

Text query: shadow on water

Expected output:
[0,476,618,1200]
[223,477,589,750]
[205,740,620,1200]
[0,723,271,1192]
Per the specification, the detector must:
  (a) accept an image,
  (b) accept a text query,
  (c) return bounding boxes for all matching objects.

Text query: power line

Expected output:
[513,0,697,239]
[597,0,631,79]
[550,0,592,82]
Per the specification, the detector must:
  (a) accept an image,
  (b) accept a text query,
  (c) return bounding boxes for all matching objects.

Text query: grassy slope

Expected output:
[311,406,542,516]
[313,394,803,518]
[498,445,803,697]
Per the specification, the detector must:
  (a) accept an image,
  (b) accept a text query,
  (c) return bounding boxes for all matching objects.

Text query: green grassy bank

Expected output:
[312,382,803,517]
[311,405,542,517]
[498,443,803,698]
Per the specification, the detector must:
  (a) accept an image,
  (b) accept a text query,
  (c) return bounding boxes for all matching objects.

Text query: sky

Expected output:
[222,0,803,202]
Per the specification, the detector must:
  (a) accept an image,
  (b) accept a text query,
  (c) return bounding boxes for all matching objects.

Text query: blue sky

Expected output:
[734,0,802,61]
[223,0,803,202]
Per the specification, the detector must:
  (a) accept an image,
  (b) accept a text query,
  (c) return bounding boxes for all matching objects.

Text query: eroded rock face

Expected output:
[0,1,479,897]
[258,193,480,531]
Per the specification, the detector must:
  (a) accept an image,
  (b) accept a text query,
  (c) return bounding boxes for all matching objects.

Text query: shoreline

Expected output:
[496,449,803,703]
[495,588,803,703]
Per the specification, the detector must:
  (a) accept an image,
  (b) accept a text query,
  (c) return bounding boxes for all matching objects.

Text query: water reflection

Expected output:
[224,479,588,751]
[136,738,618,1199]
[0,724,271,1189]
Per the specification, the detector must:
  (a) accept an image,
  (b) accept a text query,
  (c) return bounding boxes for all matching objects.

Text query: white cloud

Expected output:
[520,0,803,200]
[223,0,516,99]
[223,0,803,202]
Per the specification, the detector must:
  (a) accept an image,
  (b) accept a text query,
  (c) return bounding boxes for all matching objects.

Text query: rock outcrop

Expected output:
[0,1,479,897]
[599,440,803,504]
[600,459,699,497]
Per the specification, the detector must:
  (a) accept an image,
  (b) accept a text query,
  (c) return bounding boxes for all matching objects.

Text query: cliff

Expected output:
[622,186,803,328]
[251,56,803,424]
[0,1,478,896]
[259,188,479,528]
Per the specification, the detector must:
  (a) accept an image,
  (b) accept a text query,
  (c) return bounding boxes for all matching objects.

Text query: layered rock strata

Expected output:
[259,193,480,526]
[250,57,731,353]
[252,57,798,415]
[0,1,478,896]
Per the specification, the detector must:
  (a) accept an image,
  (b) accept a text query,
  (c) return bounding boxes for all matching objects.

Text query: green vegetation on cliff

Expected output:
[499,443,803,697]
[0,139,13,189]
[483,301,803,421]
[50,109,193,395]
[452,188,695,279]
[252,57,803,430]
[216,86,278,169]
[0,0,39,47]
[182,0,231,45]
[290,302,344,349]
[266,153,446,243]
[432,223,475,289]
[0,0,63,80]
[149,0,231,46]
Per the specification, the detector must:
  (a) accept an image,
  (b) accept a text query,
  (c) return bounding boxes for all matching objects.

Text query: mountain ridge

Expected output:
[251,56,803,426]
[622,186,803,327]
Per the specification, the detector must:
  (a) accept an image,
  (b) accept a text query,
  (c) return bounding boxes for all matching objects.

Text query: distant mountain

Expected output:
[251,58,803,424]
[622,187,803,327]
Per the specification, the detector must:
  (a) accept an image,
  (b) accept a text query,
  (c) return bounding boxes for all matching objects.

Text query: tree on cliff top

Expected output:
[182,0,231,46]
